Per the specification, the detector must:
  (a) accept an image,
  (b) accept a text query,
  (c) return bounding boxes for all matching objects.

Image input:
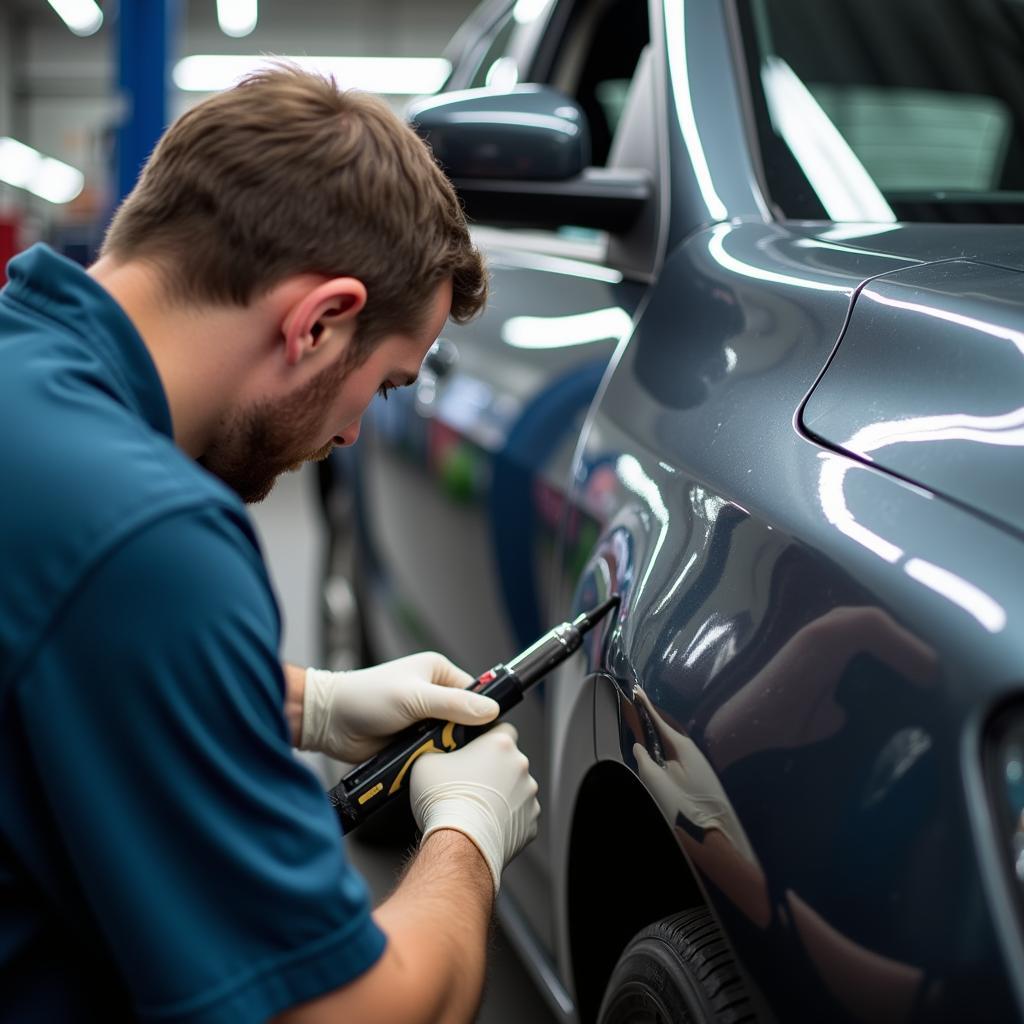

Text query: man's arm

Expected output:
[283,663,305,745]
[274,829,492,1024]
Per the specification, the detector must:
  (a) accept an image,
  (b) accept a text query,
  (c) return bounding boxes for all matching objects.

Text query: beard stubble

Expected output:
[198,349,353,503]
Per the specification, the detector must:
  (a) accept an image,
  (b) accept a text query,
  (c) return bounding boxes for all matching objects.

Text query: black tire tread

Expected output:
[660,907,752,1022]
[598,907,757,1024]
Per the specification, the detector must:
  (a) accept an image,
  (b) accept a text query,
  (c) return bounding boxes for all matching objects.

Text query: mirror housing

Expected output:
[409,86,651,234]
[410,85,590,180]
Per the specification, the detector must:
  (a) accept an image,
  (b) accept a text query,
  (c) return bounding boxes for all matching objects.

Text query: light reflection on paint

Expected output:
[868,289,1024,359]
[501,306,632,349]
[652,550,698,616]
[617,454,669,608]
[664,0,728,221]
[818,223,902,243]
[683,616,731,668]
[817,455,904,564]
[445,111,581,136]
[817,455,1006,632]
[844,406,1024,454]
[708,224,847,293]
[474,239,623,284]
[761,57,895,223]
[793,238,908,261]
[905,558,1006,633]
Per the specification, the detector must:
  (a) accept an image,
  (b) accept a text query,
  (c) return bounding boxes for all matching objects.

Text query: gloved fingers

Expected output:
[405,677,499,726]
[527,798,541,841]
[488,721,520,745]
[404,651,476,689]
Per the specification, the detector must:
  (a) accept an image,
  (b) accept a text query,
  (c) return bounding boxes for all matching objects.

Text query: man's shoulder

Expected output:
[0,411,265,696]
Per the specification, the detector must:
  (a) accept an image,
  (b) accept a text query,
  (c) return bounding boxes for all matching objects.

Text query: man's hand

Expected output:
[295,653,499,763]
[411,723,540,894]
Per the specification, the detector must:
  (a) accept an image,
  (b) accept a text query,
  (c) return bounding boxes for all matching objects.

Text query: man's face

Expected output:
[200,279,452,503]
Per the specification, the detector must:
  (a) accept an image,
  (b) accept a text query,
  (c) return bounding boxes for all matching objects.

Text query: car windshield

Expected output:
[739,0,1024,223]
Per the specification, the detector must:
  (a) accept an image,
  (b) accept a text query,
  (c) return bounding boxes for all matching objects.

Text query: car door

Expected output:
[353,0,661,956]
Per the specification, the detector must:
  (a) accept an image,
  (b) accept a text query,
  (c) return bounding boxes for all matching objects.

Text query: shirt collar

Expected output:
[3,244,174,440]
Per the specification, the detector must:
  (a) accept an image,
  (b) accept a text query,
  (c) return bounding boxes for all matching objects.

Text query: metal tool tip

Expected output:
[575,595,620,633]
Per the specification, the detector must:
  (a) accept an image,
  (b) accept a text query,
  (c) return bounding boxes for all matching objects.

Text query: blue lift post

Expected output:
[115,0,180,204]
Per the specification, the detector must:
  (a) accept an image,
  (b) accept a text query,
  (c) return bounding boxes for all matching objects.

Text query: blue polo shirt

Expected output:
[0,246,385,1022]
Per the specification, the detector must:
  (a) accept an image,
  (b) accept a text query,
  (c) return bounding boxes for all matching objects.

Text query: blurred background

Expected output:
[0,0,477,272]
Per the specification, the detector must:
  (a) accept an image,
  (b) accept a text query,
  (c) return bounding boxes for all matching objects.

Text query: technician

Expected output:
[0,67,540,1023]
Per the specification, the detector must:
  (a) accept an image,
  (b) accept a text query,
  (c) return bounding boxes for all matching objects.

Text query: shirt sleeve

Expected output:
[16,505,386,1023]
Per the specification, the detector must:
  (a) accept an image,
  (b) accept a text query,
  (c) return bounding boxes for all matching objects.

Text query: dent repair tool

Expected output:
[329,596,619,833]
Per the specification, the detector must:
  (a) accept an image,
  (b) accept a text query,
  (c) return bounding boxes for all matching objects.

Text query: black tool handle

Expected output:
[329,666,522,834]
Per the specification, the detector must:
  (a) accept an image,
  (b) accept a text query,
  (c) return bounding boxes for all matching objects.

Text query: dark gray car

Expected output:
[331,1,1024,1020]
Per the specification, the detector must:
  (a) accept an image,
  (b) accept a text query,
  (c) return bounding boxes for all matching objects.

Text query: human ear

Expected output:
[281,277,368,366]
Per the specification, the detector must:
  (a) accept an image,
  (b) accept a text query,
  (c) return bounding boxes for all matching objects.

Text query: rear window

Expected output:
[739,0,1024,223]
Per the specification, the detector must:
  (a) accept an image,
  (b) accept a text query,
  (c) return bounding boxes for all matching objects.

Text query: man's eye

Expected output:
[377,383,394,401]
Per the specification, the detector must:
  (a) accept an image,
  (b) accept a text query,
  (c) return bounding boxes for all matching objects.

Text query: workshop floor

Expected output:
[250,465,559,1024]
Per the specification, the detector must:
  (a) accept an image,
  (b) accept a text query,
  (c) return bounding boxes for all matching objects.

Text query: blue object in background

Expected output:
[116,0,179,203]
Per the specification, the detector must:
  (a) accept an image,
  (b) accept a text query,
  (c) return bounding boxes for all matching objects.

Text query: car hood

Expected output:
[792,222,1024,274]
[801,258,1024,538]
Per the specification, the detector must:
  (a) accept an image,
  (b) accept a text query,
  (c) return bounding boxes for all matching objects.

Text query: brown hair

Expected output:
[102,64,486,358]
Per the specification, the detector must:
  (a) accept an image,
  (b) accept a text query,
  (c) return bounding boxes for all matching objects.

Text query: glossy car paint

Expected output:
[347,0,1024,1020]
[410,85,592,179]
[571,220,1023,1020]
[803,260,1024,537]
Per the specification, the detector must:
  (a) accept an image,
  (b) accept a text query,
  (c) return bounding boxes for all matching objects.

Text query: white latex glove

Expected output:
[410,723,540,894]
[633,692,756,863]
[299,652,499,763]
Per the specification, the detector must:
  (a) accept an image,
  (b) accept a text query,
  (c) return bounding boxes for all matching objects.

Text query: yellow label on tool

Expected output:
[389,738,442,795]
[441,721,457,750]
[358,783,384,805]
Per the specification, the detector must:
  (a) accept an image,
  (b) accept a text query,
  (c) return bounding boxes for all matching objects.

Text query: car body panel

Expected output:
[660,0,771,237]
[344,0,1024,1019]
[803,261,1024,539]
[565,223,1024,1020]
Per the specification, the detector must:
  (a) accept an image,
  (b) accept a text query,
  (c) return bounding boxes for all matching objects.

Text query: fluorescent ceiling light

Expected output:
[174,55,451,96]
[217,0,257,38]
[46,0,103,36]
[0,137,84,204]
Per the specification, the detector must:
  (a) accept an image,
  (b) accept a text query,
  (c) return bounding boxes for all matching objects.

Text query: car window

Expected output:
[468,12,520,88]
[550,0,651,166]
[737,0,1024,223]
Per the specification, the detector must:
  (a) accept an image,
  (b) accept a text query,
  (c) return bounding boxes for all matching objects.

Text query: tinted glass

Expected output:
[740,0,1024,223]
[469,13,519,88]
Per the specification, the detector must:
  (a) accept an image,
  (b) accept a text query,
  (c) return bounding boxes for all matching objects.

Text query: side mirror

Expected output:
[409,85,591,180]
[409,86,651,234]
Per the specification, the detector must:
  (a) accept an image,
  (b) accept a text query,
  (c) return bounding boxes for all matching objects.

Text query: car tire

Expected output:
[597,908,755,1024]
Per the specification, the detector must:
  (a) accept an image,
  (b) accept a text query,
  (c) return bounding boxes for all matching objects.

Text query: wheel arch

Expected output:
[566,760,706,1023]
